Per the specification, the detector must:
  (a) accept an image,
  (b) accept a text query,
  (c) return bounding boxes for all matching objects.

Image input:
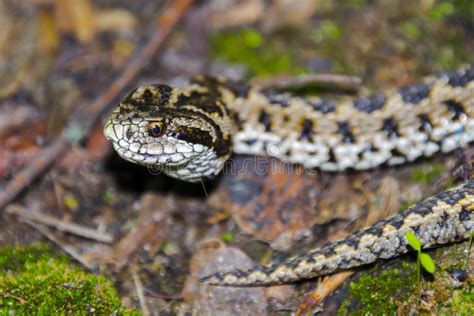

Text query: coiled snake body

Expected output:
[104,67,474,286]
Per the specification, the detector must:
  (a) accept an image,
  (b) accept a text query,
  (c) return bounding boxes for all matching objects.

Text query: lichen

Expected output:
[0,243,137,315]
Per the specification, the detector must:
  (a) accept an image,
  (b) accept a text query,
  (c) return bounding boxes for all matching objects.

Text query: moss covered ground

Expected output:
[0,243,138,315]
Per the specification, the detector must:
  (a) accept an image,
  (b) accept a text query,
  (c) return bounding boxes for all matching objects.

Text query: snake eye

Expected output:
[148,121,166,137]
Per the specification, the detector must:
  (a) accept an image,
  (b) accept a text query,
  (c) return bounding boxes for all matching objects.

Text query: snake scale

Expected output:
[104,66,474,286]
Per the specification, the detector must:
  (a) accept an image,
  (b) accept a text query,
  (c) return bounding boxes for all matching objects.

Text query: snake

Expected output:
[104,66,474,286]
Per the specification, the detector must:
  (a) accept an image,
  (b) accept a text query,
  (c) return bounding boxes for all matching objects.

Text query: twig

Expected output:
[295,271,354,315]
[0,0,193,211]
[6,204,114,243]
[23,219,95,270]
[0,292,28,304]
[131,264,150,316]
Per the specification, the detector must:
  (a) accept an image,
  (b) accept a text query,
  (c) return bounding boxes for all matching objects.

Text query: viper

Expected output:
[104,66,474,286]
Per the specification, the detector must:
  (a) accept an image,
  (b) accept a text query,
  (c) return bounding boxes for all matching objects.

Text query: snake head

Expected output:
[104,84,233,182]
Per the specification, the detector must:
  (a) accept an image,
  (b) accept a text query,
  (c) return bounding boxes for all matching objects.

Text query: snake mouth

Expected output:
[111,142,191,167]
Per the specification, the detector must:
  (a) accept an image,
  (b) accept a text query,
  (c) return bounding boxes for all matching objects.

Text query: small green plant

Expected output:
[405,231,436,287]
[221,232,234,244]
[467,230,474,268]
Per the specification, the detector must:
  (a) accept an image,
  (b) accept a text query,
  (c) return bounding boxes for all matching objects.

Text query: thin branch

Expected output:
[131,264,150,316]
[0,0,193,211]
[6,204,114,243]
[295,271,354,315]
[24,219,95,270]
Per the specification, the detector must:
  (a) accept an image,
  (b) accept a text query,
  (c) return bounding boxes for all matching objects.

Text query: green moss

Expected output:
[0,243,53,273]
[311,20,342,43]
[221,232,234,244]
[0,244,136,315]
[399,21,422,40]
[210,28,307,77]
[337,241,474,314]
[345,0,368,8]
[338,262,417,315]
[432,28,471,70]
[426,242,474,314]
[410,163,445,184]
[424,1,472,69]
[440,242,470,271]
[451,0,474,20]
[436,287,474,314]
[468,231,474,268]
[426,2,455,22]
[210,0,472,80]
[102,189,115,204]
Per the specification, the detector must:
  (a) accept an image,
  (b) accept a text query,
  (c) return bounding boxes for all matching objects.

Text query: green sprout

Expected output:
[467,230,474,268]
[221,232,234,244]
[405,231,436,287]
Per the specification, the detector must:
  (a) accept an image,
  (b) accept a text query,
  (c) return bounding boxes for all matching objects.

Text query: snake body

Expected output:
[202,181,473,285]
[104,66,474,286]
